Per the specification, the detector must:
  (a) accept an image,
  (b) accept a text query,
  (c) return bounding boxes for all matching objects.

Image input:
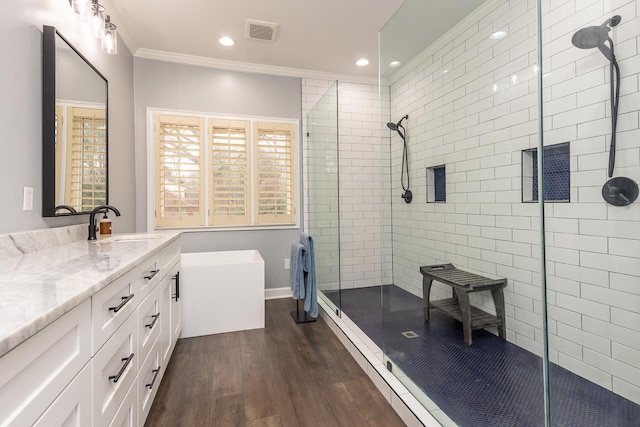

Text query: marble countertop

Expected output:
[0,232,180,358]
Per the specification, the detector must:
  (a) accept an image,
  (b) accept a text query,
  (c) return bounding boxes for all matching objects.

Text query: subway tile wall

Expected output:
[302,79,393,290]
[388,0,640,404]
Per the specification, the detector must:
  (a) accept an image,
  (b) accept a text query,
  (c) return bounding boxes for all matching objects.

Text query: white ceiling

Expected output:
[108,0,487,79]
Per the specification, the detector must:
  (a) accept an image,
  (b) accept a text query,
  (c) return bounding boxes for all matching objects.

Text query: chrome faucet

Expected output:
[88,205,121,240]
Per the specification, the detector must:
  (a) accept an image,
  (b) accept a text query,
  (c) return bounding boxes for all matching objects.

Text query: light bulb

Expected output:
[92,10,105,39]
[101,15,117,54]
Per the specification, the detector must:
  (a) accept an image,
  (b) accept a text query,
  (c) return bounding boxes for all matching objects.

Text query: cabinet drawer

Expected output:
[0,299,91,427]
[33,363,92,427]
[160,239,180,273]
[137,284,161,367]
[133,254,162,302]
[92,268,138,354]
[108,377,138,427]
[93,313,138,427]
[138,337,162,427]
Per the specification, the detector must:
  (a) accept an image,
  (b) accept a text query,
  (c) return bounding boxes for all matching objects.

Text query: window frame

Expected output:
[146,108,300,232]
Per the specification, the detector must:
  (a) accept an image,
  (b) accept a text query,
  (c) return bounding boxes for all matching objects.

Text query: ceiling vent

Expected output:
[245,19,279,42]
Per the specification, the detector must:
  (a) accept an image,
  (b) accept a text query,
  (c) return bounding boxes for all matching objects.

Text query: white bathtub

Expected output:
[180,250,265,338]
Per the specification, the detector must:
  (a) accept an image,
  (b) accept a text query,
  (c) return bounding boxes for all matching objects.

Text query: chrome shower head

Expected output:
[386,122,399,131]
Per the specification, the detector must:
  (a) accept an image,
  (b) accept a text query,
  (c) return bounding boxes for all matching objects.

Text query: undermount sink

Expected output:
[100,234,161,243]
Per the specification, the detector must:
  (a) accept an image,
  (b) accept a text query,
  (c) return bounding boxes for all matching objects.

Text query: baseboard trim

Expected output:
[265,287,292,300]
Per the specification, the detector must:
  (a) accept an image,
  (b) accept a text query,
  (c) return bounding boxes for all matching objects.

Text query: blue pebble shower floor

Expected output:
[324,285,640,427]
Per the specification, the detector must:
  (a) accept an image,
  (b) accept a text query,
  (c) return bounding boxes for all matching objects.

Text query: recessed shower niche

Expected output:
[522,143,570,203]
[426,165,446,203]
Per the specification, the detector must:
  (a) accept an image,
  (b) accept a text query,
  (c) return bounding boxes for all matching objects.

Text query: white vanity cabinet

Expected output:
[0,234,181,427]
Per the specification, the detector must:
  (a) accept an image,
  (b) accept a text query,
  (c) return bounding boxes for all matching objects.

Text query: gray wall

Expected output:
[133,58,302,289]
[0,0,135,234]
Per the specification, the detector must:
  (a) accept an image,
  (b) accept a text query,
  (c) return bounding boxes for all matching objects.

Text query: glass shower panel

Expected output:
[540,0,640,424]
[306,81,341,315]
[380,0,546,425]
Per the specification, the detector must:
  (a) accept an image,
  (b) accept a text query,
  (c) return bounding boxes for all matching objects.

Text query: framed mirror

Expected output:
[42,25,108,217]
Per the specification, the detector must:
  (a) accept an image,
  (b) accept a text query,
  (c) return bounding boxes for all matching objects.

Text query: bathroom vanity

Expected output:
[0,228,181,427]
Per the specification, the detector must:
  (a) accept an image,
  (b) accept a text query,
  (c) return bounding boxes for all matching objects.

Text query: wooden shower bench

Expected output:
[420,264,506,346]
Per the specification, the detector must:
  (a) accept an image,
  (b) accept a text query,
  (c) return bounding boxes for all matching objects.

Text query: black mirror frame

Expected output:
[42,25,109,217]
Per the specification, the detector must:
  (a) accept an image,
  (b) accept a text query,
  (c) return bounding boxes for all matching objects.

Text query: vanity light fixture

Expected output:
[356,58,369,67]
[219,36,235,47]
[68,0,119,54]
[101,15,117,54]
[89,0,106,39]
[490,30,507,40]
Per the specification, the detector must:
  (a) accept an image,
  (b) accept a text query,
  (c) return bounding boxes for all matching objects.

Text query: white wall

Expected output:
[388,0,640,404]
[0,0,135,234]
[302,79,392,290]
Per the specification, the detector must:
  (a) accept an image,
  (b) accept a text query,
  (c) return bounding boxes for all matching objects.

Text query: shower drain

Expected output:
[401,331,419,338]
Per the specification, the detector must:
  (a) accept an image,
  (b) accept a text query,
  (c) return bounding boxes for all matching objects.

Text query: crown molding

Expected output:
[135,48,385,85]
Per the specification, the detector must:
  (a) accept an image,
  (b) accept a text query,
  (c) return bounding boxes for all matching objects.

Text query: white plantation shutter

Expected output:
[155,115,205,227]
[209,119,250,225]
[65,107,107,211]
[254,122,295,224]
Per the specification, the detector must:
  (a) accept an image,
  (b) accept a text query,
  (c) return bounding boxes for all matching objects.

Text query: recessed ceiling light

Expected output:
[219,36,235,47]
[389,61,401,68]
[356,58,369,67]
[489,31,507,40]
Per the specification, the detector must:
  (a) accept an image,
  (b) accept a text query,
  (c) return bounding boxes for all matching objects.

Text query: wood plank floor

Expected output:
[145,298,406,427]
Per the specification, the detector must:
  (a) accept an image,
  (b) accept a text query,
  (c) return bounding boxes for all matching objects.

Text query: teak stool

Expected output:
[420,263,507,346]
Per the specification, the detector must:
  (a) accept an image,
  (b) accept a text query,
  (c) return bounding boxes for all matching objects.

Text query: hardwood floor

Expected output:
[145,298,406,427]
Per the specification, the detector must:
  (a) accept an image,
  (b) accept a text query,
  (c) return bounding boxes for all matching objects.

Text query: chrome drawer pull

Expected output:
[109,294,134,313]
[146,366,161,390]
[109,353,134,383]
[145,313,160,329]
[144,269,160,280]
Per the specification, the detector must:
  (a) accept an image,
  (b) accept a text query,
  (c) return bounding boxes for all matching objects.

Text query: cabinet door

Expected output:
[0,300,91,427]
[93,313,138,427]
[33,363,92,427]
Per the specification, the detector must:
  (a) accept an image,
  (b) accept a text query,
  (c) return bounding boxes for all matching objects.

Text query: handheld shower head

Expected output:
[571,15,622,179]
[571,15,621,62]
[387,115,412,203]
[387,115,408,133]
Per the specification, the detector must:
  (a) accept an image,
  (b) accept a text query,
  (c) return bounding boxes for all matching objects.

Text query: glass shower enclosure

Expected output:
[306,81,341,315]
[307,0,640,424]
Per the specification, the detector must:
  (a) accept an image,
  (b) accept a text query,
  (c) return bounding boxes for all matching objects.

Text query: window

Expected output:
[155,115,205,227]
[254,122,295,224]
[522,142,570,202]
[152,112,297,229]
